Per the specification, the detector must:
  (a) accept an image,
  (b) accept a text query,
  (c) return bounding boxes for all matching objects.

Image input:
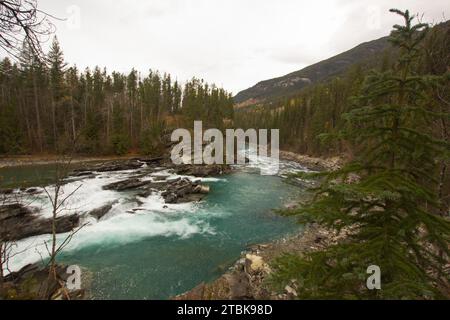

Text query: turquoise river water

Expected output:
[0,158,307,299]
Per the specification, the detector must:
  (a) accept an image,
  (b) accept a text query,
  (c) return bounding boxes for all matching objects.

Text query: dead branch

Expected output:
[0,0,57,60]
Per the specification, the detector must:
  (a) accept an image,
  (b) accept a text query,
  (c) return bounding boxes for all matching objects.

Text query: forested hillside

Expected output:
[234,36,391,106]
[235,20,450,157]
[272,10,450,299]
[0,38,234,155]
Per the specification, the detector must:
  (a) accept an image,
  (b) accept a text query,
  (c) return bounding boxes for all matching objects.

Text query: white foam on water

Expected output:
[237,147,310,177]
[4,155,300,275]
[3,169,217,274]
[6,210,210,273]
[13,171,135,219]
[151,169,226,183]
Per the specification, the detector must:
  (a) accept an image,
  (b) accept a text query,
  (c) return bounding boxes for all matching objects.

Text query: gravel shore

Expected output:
[0,155,138,169]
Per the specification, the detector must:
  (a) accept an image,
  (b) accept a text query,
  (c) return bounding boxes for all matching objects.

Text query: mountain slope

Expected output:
[234,36,391,105]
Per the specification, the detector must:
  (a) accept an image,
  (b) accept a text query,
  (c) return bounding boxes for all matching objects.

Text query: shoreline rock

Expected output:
[173,224,348,300]
[1,263,87,300]
[279,150,343,171]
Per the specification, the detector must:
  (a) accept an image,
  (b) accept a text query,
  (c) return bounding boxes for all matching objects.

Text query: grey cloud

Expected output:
[36,0,448,94]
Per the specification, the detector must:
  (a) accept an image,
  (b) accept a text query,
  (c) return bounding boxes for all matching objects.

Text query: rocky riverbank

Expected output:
[173,151,344,300]
[279,151,343,171]
[0,263,88,300]
[173,224,349,300]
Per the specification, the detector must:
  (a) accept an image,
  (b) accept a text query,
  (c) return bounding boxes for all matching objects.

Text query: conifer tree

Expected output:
[0,41,235,155]
[47,36,67,149]
[172,80,182,114]
[273,9,450,299]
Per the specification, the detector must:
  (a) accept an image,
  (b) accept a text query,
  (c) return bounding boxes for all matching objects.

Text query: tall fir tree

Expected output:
[47,36,67,150]
[273,9,450,299]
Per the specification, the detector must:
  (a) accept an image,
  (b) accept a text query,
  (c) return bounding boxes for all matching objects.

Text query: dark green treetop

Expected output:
[272,9,450,299]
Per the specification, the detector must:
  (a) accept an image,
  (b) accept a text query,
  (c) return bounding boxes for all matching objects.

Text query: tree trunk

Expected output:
[84,93,88,127]
[47,183,60,298]
[130,98,134,147]
[140,100,143,136]
[20,96,33,149]
[33,73,43,152]
[71,91,76,142]
[106,99,111,143]
[51,96,57,151]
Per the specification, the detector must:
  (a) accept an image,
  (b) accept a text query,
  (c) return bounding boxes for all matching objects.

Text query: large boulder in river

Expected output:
[87,201,117,220]
[102,178,151,191]
[102,175,210,204]
[0,204,80,241]
[161,178,210,204]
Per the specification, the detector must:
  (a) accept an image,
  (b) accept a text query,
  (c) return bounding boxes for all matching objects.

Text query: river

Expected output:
[0,156,309,299]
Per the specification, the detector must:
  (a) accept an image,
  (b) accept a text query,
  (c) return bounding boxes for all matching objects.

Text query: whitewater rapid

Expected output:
[4,153,309,275]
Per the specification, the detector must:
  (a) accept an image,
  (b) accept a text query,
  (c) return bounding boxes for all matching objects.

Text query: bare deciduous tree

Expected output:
[42,138,89,299]
[0,0,55,60]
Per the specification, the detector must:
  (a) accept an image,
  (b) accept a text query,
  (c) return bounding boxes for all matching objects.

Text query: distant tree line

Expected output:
[0,37,234,155]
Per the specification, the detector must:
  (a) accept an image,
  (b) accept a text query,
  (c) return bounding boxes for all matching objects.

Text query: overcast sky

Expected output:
[38,0,448,94]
